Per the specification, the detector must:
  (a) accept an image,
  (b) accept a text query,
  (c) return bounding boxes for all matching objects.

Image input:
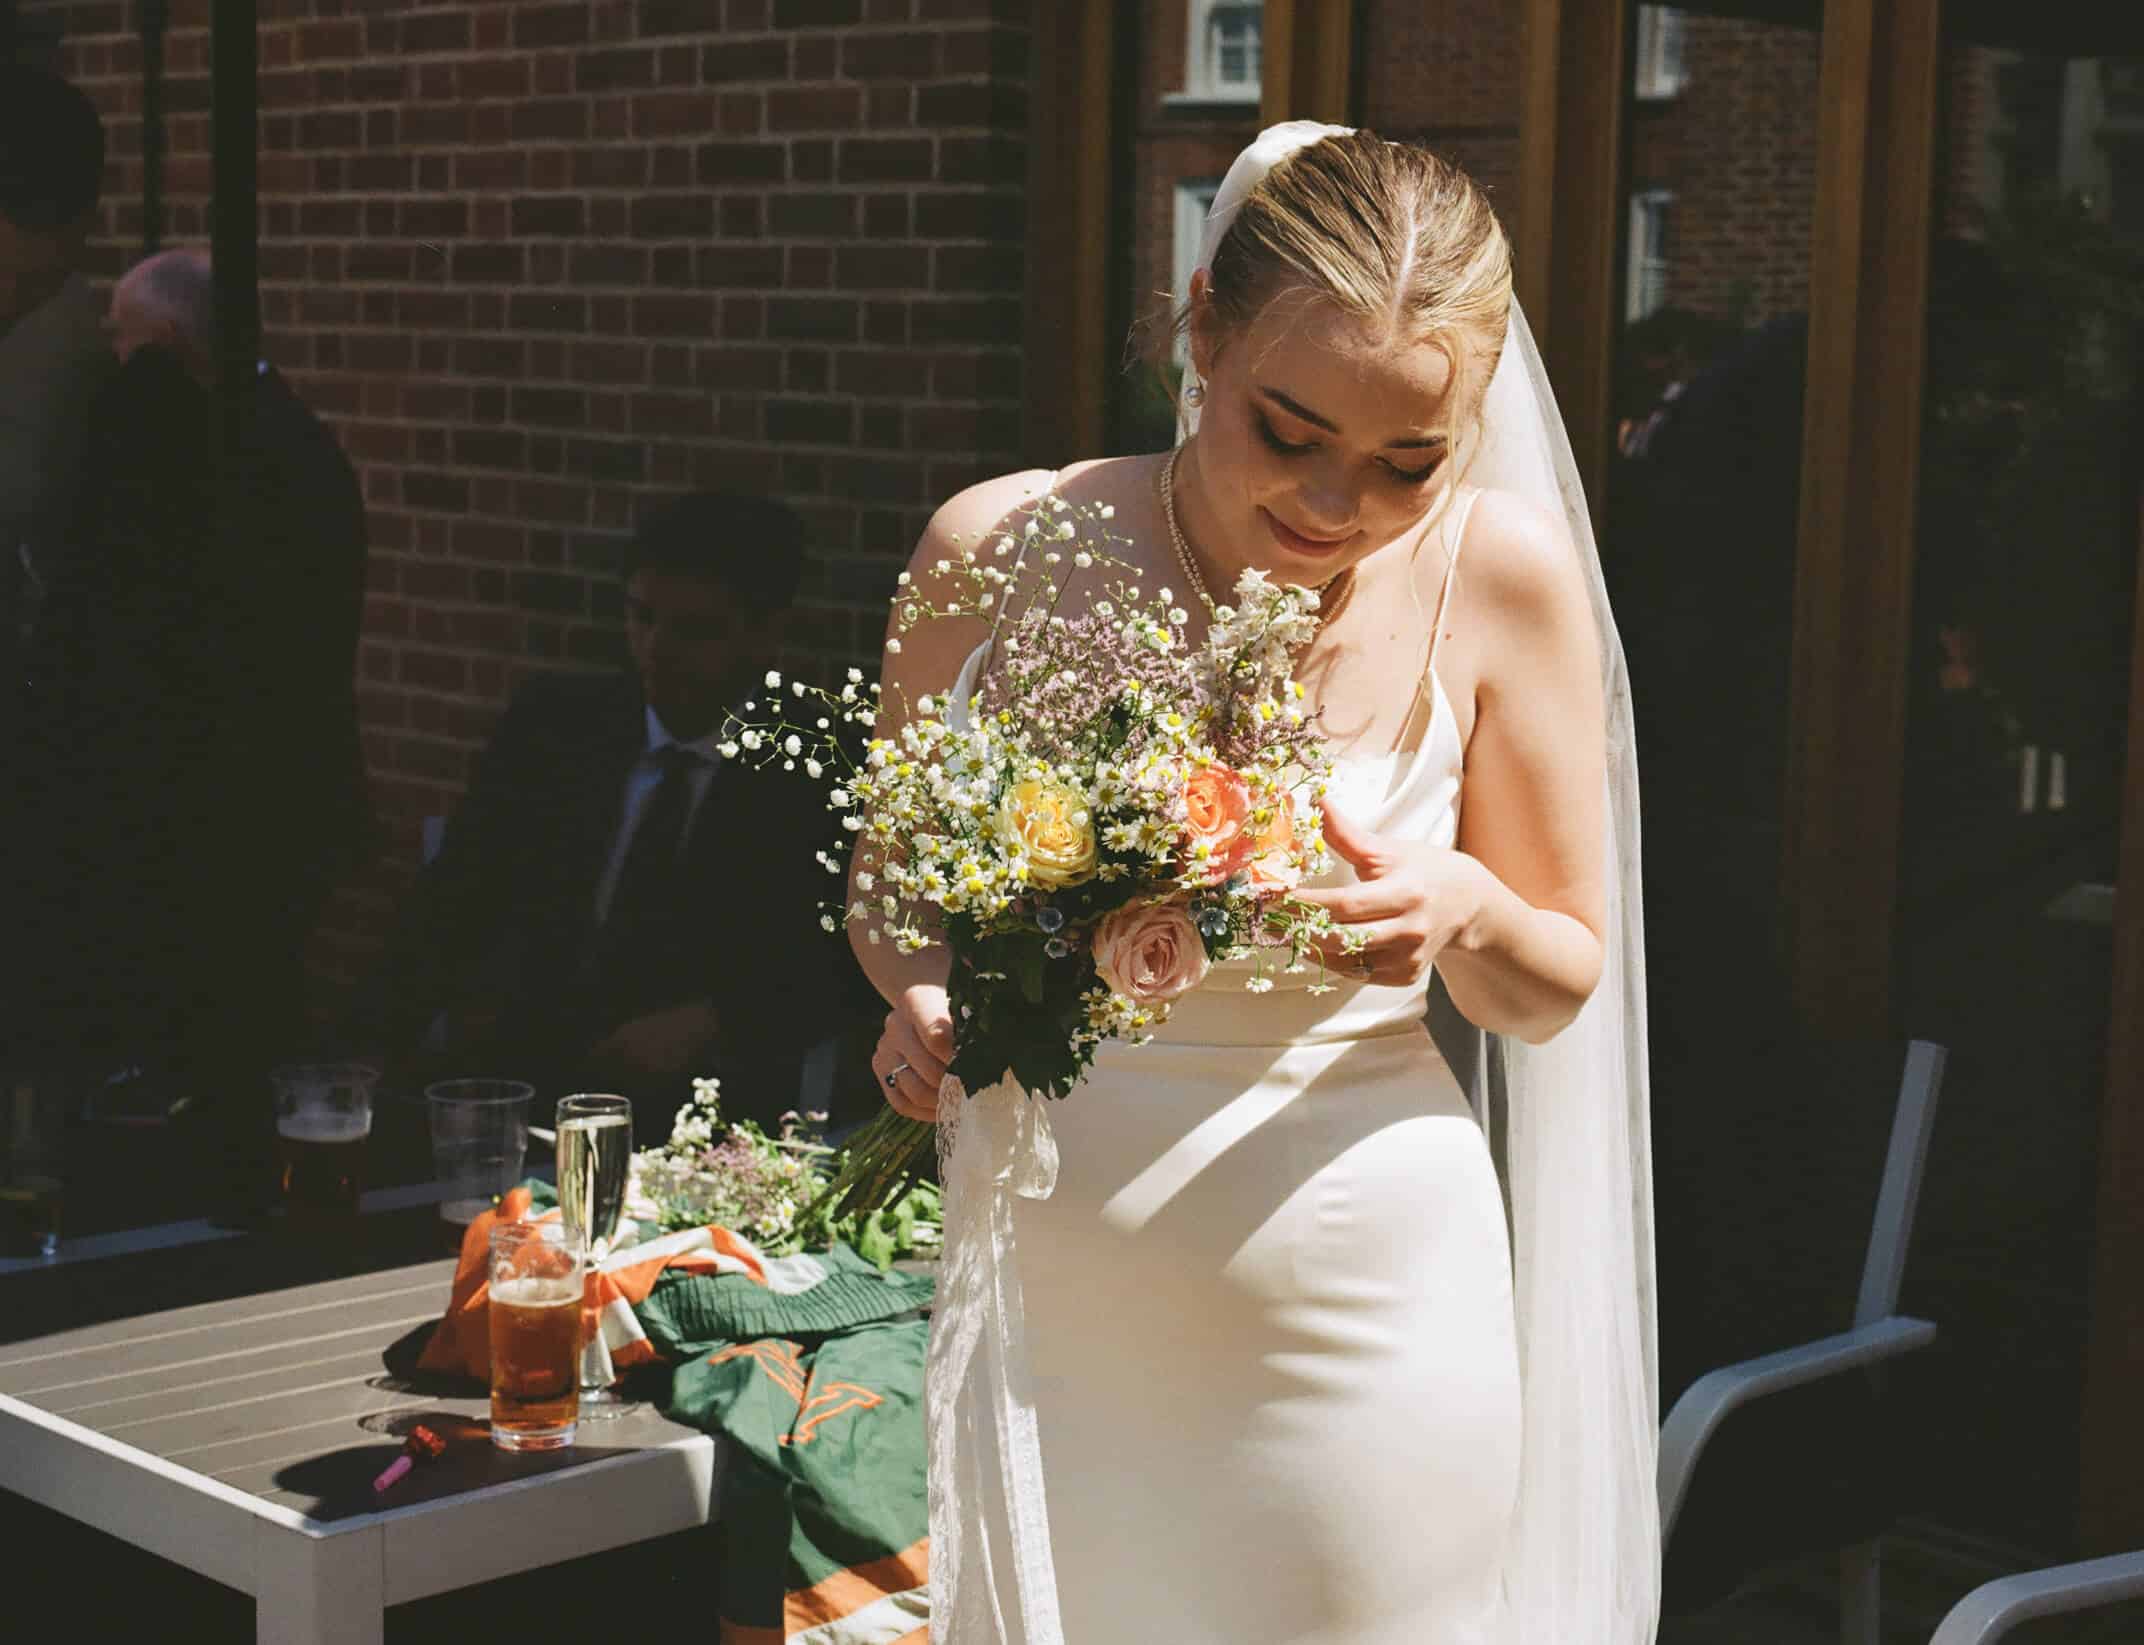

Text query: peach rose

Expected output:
[1240,798,1303,893]
[1181,765,1252,883]
[1091,899,1211,1005]
[997,778,1098,888]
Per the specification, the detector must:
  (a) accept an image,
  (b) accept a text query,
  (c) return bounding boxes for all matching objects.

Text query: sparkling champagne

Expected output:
[555,1112,630,1253]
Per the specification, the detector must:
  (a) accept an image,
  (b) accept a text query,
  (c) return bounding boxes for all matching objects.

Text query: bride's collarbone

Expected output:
[1299,678,1426,758]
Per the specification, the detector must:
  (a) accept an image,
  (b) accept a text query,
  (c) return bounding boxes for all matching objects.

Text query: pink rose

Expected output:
[1091,899,1211,1005]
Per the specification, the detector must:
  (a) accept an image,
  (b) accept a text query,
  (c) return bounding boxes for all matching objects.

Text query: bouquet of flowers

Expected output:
[727,491,1349,1213]
[624,1077,942,1268]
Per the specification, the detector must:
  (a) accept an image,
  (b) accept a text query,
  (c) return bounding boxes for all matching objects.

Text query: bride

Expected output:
[851,124,1658,1644]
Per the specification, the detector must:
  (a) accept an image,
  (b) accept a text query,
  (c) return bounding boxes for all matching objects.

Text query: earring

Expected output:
[1183,379,1206,408]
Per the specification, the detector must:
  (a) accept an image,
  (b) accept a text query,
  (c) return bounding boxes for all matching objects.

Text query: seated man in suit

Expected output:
[361,492,873,1134]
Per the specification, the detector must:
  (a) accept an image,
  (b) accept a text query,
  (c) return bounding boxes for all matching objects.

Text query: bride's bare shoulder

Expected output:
[909,457,1158,592]
[918,456,1150,552]
[1454,487,1592,633]
[887,466,1108,688]
[917,467,1062,556]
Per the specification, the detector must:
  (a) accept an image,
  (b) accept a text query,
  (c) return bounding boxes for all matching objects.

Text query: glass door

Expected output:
[1599,0,1830,1408]
[1895,19,2144,1555]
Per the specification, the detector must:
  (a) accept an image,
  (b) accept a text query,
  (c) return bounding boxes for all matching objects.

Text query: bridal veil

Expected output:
[1181,118,1662,1645]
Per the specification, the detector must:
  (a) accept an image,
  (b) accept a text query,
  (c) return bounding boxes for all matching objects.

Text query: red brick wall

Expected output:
[23,0,1032,999]
[1359,0,1520,210]
[1629,14,1822,328]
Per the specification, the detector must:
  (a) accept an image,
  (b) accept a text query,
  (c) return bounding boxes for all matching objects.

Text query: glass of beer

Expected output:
[270,1063,376,1228]
[488,1219,584,1451]
[555,1093,634,1418]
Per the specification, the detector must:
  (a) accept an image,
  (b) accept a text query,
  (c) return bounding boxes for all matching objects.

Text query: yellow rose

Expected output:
[997,778,1098,888]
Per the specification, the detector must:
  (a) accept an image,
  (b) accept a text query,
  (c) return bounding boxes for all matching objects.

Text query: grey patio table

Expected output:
[0,1214,723,1644]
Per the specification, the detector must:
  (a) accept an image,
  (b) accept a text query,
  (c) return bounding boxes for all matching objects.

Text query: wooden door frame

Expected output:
[1515,0,1627,516]
[1261,0,1356,128]
[1020,0,1119,468]
[1781,0,1943,1034]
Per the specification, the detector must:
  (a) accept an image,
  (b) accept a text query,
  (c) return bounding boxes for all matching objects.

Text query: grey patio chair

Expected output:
[1927,1551,2144,1643]
[1658,1038,1947,1645]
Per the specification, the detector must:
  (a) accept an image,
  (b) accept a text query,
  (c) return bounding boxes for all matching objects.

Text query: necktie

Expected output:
[590,745,700,1016]
[609,746,696,925]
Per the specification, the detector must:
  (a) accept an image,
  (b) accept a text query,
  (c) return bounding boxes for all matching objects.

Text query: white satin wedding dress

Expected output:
[945,492,1522,1644]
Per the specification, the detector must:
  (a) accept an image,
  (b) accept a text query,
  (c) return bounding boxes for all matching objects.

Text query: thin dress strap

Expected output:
[1424,486,1483,681]
[1373,486,1485,764]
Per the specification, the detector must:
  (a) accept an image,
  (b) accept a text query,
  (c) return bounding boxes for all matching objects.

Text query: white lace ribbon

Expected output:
[926,1073,1063,1644]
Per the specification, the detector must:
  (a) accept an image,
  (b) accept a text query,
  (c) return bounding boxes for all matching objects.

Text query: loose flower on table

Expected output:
[624,1077,941,1267]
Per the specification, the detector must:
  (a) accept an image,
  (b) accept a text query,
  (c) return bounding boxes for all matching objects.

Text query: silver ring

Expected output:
[885,1059,911,1090]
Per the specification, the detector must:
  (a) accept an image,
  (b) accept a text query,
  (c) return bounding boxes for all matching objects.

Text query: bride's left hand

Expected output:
[1297,797,1492,988]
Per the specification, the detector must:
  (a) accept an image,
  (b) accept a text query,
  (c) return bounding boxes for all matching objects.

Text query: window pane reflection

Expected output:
[1114,2,1267,455]
[1602,3,1824,1437]
[1896,31,2144,1554]
[1606,4,1822,1012]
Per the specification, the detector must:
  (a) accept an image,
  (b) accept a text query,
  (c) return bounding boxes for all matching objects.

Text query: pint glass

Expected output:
[270,1063,376,1225]
[488,1220,583,1451]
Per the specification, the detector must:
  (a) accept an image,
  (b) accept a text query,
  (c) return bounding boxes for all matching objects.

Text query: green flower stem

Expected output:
[809,1108,940,1219]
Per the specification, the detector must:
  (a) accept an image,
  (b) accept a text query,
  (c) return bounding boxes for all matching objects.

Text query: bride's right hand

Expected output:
[873,983,955,1122]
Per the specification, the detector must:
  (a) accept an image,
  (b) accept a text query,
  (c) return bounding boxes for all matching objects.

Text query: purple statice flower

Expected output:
[976,605,1214,769]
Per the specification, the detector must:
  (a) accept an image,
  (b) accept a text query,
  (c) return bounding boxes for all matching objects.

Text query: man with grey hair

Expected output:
[105,245,219,377]
[12,245,370,1180]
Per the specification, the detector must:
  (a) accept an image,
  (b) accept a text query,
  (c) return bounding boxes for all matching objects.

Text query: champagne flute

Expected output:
[555,1092,634,1419]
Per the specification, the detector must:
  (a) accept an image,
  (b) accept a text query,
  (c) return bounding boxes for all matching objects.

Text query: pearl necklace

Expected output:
[1159,447,1344,615]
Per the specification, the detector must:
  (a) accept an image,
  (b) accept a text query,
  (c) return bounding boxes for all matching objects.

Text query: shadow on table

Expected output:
[274,1414,651,1522]
[2,1207,460,1346]
[374,1315,461,1391]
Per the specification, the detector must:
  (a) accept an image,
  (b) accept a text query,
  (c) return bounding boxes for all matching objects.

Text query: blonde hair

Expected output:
[1172,132,1512,643]
[1182,131,1512,464]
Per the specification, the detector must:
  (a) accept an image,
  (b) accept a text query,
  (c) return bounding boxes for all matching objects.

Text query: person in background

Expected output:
[12,248,369,1186]
[0,64,112,750]
[356,492,875,1135]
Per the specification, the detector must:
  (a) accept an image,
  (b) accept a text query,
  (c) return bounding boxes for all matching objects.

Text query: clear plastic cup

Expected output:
[426,1079,534,1226]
